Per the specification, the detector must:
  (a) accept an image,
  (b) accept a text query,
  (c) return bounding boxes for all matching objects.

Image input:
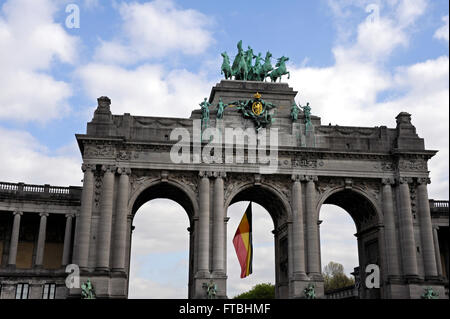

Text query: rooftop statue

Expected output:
[269,56,290,82]
[220,52,232,80]
[222,41,289,82]
[199,98,210,135]
[299,102,312,129]
[217,98,226,119]
[290,101,300,121]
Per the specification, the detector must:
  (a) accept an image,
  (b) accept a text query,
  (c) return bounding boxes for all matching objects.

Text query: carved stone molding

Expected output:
[93,170,103,207]
[397,159,427,171]
[116,150,132,161]
[317,177,344,194]
[84,142,116,159]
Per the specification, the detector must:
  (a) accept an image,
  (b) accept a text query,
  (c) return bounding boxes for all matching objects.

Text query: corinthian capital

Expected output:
[212,171,227,179]
[117,167,131,176]
[305,175,318,182]
[417,177,431,185]
[198,171,212,178]
[101,164,116,173]
[81,163,96,173]
[397,177,413,185]
[381,178,395,185]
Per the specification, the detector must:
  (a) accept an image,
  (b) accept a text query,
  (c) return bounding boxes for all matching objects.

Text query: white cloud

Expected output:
[0,0,78,122]
[289,0,449,199]
[94,0,214,64]
[77,63,214,118]
[434,15,449,43]
[0,126,82,186]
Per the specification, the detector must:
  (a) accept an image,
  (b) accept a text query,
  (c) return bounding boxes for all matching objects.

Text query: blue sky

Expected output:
[0,0,448,298]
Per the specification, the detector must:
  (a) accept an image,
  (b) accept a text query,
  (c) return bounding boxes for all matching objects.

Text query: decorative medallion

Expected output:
[229,92,277,132]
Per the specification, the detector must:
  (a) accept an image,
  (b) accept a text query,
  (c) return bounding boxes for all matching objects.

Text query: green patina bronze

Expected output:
[200,97,210,126]
[421,287,439,299]
[269,56,290,82]
[220,52,232,80]
[299,102,312,130]
[304,284,316,299]
[81,279,96,299]
[199,98,210,141]
[290,101,300,121]
[217,98,226,119]
[228,92,276,132]
[222,41,289,82]
[202,280,217,299]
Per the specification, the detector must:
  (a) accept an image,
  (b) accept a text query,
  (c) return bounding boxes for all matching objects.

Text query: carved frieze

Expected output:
[84,142,115,159]
[397,159,427,171]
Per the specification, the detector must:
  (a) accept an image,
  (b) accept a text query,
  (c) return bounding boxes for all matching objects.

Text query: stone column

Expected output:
[96,165,116,271]
[291,175,307,279]
[305,175,320,277]
[35,212,49,267]
[381,178,401,278]
[432,226,443,277]
[62,213,74,266]
[73,164,95,269]
[397,177,418,277]
[7,211,23,267]
[197,171,210,277]
[212,171,226,276]
[112,167,131,272]
[416,178,438,279]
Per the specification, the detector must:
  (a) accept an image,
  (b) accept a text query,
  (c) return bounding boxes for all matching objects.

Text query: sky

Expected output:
[0,0,448,298]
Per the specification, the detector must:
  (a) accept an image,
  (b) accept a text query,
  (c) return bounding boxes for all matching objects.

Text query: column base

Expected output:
[424,275,441,282]
[95,267,111,273]
[292,271,309,281]
[307,272,323,281]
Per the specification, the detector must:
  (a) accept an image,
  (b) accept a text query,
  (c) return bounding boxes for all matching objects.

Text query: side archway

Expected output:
[126,178,199,298]
[317,185,384,299]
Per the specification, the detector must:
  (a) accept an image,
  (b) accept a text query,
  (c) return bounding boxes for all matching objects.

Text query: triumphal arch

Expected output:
[68,70,447,298]
[1,44,448,299]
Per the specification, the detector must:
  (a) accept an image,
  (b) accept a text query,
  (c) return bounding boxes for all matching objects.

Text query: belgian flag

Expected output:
[233,202,253,278]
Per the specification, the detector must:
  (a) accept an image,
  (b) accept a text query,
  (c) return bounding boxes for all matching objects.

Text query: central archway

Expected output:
[225,182,292,298]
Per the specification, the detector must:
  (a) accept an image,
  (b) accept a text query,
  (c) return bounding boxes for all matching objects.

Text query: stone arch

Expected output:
[126,177,199,298]
[317,185,383,230]
[316,184,385,299]
[224,181,292,298]
[224,181,292,227]
[128,178,199,222]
